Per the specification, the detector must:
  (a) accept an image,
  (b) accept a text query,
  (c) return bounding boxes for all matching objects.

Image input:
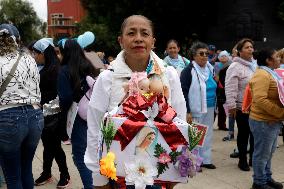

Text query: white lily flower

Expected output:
[124,156,158,189]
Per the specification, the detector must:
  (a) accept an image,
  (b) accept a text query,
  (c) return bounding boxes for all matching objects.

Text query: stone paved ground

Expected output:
[1,123,284,189]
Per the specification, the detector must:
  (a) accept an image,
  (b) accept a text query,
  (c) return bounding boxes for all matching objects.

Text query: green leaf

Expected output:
[101,118,117,152]
[154,143,172,177]
[154,143,166,158]
[169,151,182,163]
[157,162,168,177]
[188,124,206,151]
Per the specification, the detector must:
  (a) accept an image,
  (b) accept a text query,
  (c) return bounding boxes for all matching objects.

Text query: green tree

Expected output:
[79,0,170,56]
[0,0,44,44]
[278,1,284,21]
[79,0,215,57]
[76,16,120,55]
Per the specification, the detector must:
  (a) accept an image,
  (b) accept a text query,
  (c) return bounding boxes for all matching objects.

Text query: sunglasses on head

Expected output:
[197,51,209,57]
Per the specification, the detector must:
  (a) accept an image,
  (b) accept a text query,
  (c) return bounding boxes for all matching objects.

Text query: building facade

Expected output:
[47,0,85,38]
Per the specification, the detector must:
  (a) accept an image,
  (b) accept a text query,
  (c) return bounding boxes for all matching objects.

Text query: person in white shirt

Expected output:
[84,15,186,189]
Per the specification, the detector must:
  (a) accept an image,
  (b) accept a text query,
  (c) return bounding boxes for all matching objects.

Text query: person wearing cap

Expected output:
[57,39,99,189]
[0,24,43,189]
[208,44,218,66]
[215,50,232,132]
[32,38,71,188]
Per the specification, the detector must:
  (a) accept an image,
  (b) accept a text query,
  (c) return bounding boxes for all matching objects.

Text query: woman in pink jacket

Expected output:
[225,38,257,172]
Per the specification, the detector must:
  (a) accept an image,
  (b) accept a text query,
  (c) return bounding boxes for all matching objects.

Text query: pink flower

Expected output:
[158,153,171,164]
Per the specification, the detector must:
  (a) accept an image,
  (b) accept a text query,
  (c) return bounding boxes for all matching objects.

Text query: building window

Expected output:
[51,13,64,26]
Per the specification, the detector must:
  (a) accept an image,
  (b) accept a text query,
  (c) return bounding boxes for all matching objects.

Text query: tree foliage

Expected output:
[0,0,45,44]
[79,0,217,57]
[278,1,284,21]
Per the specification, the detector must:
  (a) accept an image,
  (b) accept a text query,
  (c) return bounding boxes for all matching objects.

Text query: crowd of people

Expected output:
[0,14,284,189]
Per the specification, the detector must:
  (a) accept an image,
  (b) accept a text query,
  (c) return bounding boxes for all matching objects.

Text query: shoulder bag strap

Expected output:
[182,56,186,65]
[0,53,22,97]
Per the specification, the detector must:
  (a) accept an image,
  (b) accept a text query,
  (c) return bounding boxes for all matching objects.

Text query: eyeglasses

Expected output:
[197,51,209,57]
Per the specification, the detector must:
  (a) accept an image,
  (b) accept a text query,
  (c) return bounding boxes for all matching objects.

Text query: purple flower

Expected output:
[176,146,192,177]
[176,146,203,177]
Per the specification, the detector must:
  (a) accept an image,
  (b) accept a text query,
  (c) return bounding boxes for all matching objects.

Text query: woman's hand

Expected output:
[229,108,236,119]
[186,113,192,124]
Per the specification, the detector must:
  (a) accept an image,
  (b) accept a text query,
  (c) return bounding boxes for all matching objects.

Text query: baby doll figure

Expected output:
[149,75,163,95]
[122,72,175,122]
[121,72,153,120]
[128,72,151,97]
[149,74,169,99]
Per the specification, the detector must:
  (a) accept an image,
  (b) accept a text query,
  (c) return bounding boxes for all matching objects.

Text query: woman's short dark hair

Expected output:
[120,15,154,35]
[189,42,208,58]
[166,39,180,48]
[254,48,276,67]
[236,38,254,56]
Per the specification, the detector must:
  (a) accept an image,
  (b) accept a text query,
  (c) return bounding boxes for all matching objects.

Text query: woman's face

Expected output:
[239,42,254,61]
[118,16,155,62]
[33,51,45,64]
[145,133,155,146]
[166,41,180,59]
[138,78,150,94]
[193,48,209,67]
[139,132,155,149]
[219,56,229,64]
[267,52,281,69]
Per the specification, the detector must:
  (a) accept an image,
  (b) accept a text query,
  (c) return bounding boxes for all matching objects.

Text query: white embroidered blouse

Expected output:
[0,51,41,111]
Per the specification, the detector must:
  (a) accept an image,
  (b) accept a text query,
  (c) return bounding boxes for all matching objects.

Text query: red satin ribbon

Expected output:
[113,94,188,151]
[113,118,145,151]
[155,121,188,151]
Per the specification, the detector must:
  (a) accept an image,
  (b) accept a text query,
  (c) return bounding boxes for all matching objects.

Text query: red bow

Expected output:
[113,94,188,151]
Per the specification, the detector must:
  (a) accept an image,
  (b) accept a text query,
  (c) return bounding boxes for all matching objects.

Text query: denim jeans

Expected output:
[71,115,93,189]
[193,107,215,164]
[0,105,44,189]
[249,118,281,185]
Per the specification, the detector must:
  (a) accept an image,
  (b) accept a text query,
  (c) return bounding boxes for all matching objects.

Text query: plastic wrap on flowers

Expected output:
[174,146,203,178]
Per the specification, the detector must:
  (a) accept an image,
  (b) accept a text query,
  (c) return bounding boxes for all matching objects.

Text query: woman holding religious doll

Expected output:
[85,15,187,189]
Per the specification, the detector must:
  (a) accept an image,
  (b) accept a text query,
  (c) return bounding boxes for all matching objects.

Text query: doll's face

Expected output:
[138,78,150,94]
[149,77,164,95]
